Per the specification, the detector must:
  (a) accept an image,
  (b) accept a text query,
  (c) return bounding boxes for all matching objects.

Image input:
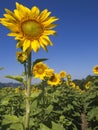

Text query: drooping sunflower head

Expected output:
[16,51,27,63]
[93,65,98,75]
[32,62,48,80]
[0,2,58,53]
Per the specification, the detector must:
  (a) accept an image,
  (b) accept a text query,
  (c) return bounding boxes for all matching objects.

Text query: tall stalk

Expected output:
[25,52,32,130]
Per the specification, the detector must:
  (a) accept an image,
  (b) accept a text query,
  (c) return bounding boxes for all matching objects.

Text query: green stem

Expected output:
[25,52,32,130]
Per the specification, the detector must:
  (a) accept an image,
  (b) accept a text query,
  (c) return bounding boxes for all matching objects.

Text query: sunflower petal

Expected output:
[38,9,51,22]
[43,30,56,35]
[45,24,57,29]
[39,36,53,46]
[42,17,59,26]
[31,6,40,18]
[31,40,40,52]
[23,40,30,51]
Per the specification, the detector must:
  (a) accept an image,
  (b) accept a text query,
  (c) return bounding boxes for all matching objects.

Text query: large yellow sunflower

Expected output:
[93,65,98,74]
[0,2,58,52]
[32,62,48,80]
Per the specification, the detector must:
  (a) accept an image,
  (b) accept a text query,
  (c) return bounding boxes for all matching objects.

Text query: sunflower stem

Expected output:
[25,52,32,130]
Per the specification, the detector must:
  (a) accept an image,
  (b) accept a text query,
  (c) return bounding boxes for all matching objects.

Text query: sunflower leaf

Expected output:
[5,75,23,83]
[33,58,48,66]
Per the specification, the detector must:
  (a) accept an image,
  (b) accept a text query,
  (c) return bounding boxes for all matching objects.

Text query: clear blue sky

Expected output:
[0,0,98,83]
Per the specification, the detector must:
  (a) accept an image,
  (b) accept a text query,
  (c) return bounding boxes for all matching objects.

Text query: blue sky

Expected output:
[0,0,98,83]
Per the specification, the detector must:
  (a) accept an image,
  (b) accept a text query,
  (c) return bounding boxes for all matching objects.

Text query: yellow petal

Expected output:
[39,35,53,46]
[45,24,57,29]
[43,30,56,35]
[4,14,16,22]
[14,9,21,20]
[42,17,59,26]
[15,2,30,19]
[5,8,18,21]
[31,40,40,52]
[31,6,40,18]
[40,41,48,52]
[38,9,51,22]
[23,40,30,51]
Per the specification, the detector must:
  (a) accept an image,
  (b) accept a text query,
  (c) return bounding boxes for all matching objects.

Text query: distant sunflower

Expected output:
[0,2,58,53]
[93,65,98,74]
[85,81,91,90]
[47,73,61,86]
[59,71,67,79]
[32,62,48,80]
[69,81,76,88]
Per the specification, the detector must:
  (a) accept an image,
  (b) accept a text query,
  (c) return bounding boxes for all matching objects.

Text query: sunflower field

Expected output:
[0,64,98,130]
[0,2,98,130]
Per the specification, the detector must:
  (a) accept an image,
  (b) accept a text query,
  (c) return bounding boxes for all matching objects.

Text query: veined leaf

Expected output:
[5,75,23,83]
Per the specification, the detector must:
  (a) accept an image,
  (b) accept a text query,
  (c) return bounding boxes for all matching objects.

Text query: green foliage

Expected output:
[0,75,98,130]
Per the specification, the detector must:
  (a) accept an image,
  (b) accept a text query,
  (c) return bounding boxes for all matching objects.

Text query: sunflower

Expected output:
[45,68,54,79]
[85,81,92,90]
[59,71,67,79]
[93,65,98,74]
[69,81,76,88]
[67,74,71,80]
[0,2,58,53]
[47,73,61,86]
[32,62,48,80]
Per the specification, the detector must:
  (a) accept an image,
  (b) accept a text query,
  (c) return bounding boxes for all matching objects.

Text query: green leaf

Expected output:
[10,123,24,130]
[45,105,53,114]
[2,115,20,125]
[52,122,65,130]
[5,75,23,83]
[31,91,41,99]
[39,123,51,130]
[87,107,98,121]
[33,58,48,66]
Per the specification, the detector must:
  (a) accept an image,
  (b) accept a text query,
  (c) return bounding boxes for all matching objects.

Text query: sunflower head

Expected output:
[59,71,67,79]
[69,81,76,88]
[16,51,27,63]
[47,73,61,86]
[45,68,54,79]
[0,2,58,53]
[85,81,92,90]
[32,62,48,80]
[67,74,72,81]
[93,65,98,75]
